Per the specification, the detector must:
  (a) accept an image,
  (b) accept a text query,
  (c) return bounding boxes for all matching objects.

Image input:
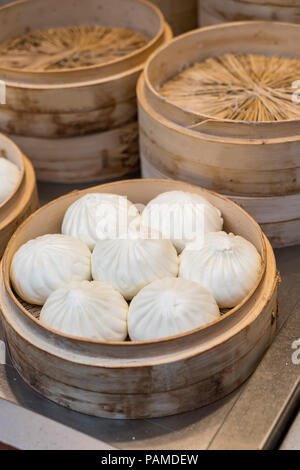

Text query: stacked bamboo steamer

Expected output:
[138,21,300,248]
[151,0,198,35]
[0,0,171,183]
[0,178,279,419]
[0,134,39,258]
[199,0,300,27]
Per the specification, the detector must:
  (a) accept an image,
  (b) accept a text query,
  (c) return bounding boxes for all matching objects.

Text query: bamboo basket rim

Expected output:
[144,20,300,128]
[3,61,148,91]
[2,178,267,348]
[0,133,25,212]
[138,73,300,147]
[0,0,167,83]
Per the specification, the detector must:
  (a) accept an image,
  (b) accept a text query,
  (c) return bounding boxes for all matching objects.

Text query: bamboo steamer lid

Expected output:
[0,179,279,419]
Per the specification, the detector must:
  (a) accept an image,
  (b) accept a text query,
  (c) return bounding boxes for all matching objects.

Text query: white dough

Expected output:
[40,280,128,341]
[128,277,220,341]
[10,234,91,305]
[62,193,140,250]
[92,232,179,300]
[141,190,223,253]
[180,231,262,308]
[0,157,20,203]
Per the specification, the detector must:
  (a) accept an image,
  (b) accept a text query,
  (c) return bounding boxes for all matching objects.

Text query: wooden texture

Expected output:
[141,157,300,248]
[0,0,168,84]
[138,79,300,196]
[151,0,198,35]
[10,121,139,183]
[160,53,300,121]
[199,0,300,27]
[0,179,279,419]
[139,22,300,195]
[0,134,39,258]
[137,21,300,247]
[0,0,172,183]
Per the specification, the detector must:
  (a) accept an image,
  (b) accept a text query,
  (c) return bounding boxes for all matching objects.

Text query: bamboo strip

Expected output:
[160,53,300,122]
[0,25,148,71]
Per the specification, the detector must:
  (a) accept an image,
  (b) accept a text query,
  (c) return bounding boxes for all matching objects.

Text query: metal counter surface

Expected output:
[0,181,299,450]
[281,412,300,450]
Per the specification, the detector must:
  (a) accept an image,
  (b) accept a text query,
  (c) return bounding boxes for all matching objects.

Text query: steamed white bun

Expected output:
[0,157,20,203]
[180,231,262,308]
[40,281,128,341]
[10,234,91,305]
[92,232,179,300]
[62,193,140,250]
[128,277,220,341]
[141,191,223,253]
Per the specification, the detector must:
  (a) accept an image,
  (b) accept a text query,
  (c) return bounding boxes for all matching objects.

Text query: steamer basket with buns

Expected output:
[0,0,172,183]
[151,0,198,36]
[138,21,300,247]
[0,133,39,258]
[0,179,279,419]
[199,0,300,27]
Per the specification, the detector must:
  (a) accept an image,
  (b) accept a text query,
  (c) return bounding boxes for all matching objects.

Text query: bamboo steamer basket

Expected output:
[138,22,300,247]
[0,179,279,419]
[0,0,172,183]
[199,0,300,27]
[151,0,198,35]
[10,121,139,184]
[138,22,300,196]
[0,134,39,258]
[142,159,300,248]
